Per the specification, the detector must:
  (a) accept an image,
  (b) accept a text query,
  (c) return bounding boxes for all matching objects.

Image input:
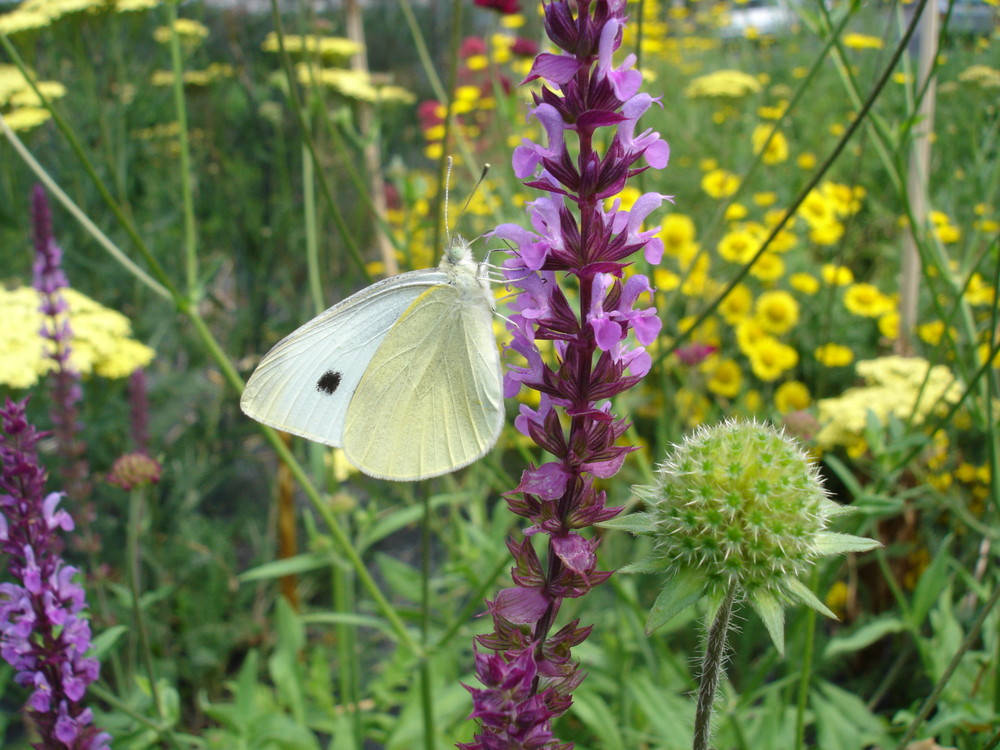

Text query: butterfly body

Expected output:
[240,237,504,481]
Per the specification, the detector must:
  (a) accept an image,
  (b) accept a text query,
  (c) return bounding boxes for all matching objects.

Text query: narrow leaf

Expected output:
[750,589,786,655]
[814,532,881,555]
[618,555,672,575]
[784,576,837,620]
[823,617,906,659]
[645,568,708,635]
[596,511,658,534]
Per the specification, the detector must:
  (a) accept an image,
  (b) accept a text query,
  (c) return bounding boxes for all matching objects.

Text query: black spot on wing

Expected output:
[317,370,342,395]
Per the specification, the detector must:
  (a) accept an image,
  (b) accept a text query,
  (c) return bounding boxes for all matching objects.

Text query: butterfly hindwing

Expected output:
[343,279,503,480]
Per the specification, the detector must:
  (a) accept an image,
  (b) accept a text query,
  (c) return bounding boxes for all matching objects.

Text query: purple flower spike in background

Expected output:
[462,1,670,747]
[0,398,110,749]
[32,185,91,504]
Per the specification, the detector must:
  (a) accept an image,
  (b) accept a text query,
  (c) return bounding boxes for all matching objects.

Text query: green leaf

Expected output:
[570,688,626,750]
[824,616,905,659]
[645,568,708,635]
[238,551,343,582]
[910,536,953,629]
[814,531,881,555]
[595,511,658,534]
[618,555,672,575]
[90,624,127,658]
[783,576,836,620]
[750,589,786,655]
[301,612,396,640]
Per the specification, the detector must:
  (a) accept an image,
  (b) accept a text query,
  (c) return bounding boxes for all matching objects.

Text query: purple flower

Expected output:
[462,2,670,747]
[32,185,92,504]
[474,0,521,14]
[0,397,109,749]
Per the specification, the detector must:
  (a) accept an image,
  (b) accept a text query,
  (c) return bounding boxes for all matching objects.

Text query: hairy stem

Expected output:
[694,583,738,750]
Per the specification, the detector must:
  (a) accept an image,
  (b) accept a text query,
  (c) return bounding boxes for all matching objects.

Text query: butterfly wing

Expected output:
[240,270,448,446]
[342,279,504,481]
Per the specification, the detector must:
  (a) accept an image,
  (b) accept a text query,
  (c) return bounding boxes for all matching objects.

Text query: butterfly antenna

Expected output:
[443,156,454,245]
[458,163,491,226]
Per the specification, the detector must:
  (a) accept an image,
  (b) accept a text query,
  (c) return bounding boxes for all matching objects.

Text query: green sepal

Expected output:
[821,498,857,518]
[596,512,659,535]
[784,576,837,620]
[618,555,672,575]
[645,567,708,636]
[750,589,786,655]
[814,532,881,556]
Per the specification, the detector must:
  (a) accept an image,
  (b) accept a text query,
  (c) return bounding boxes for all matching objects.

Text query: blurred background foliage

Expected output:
[0,0,998,747]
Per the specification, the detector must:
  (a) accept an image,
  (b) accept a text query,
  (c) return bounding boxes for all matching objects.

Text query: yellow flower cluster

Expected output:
[929,210,961,244]
[797,182,864,246]
[260,32,362,59]
[684,69,762,99]
[0,286,155,389]
[0,64,66,132]
[153,18,209,44]
[816,356,963,451]
[293,64,414,104]
[150,63,234,88]
[957,64,1000,89]
[843,33,884,50]
[751,124,789,165]
[0,0,158,34]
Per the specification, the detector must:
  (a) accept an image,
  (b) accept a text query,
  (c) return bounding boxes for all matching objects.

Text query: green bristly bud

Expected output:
[603,419,881,654]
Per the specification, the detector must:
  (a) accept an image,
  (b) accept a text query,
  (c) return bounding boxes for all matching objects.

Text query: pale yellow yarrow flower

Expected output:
[2,107,51,131]
[153,18,210,44]
[0,286,154,388]
[816,357,963,450]
[684,69,761,98]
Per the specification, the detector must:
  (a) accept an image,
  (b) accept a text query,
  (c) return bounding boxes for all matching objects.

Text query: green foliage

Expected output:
[0,0,997,749]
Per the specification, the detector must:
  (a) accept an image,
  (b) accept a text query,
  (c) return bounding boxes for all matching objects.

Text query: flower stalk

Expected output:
[0,397,109,749]
[460,1,670,746]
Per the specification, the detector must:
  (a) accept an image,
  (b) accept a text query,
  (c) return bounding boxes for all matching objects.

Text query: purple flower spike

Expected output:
[463,1,670,747]
[0,398,110,749]
[32,185,92,505]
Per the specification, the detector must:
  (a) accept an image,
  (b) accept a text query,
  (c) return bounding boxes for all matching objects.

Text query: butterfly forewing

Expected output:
[240,269,449,446]
[342,280,504,481]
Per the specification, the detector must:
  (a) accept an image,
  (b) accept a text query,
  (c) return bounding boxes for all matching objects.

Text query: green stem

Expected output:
[0,33,178,299]
[267,0,369,279]
[303,143,324,314]
[694,584,738,750]
[794,571,818,750]
[127,487,164,720]
[0,115,171,301]
[419,488,436,750]
[165,2,199,299]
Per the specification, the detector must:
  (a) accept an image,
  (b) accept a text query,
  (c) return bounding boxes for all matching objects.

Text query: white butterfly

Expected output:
[240,237,505,481]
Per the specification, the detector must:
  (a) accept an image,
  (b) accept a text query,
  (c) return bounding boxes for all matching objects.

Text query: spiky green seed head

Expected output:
[646,419,829,593]
[605,419,881,653]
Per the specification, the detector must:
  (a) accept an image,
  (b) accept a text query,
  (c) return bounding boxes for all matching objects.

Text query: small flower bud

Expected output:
[107,452,162,491]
